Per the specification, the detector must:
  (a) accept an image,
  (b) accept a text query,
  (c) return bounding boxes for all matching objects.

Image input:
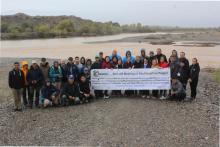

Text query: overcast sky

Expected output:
[1,0,220,27]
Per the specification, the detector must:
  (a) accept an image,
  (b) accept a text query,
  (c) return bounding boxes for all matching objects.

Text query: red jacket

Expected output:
[102,61,112,69]
[159,62,169,68]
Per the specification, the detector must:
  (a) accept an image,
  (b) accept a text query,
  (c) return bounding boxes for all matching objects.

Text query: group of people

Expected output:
[8,48,200,111]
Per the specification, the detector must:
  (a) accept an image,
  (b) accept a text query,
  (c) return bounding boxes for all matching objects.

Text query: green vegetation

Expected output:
[0,13,155,40]
[213,69,220,84]
[1,13,219,40]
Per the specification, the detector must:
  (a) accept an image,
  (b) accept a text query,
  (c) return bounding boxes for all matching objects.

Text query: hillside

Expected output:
[0,13,154,40]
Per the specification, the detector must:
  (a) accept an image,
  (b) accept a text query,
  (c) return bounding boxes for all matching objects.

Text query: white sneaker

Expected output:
[160,96,166,100]
[141,95,146,98]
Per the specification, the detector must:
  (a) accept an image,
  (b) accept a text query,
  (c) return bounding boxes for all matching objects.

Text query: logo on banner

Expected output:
[93,70,99,77]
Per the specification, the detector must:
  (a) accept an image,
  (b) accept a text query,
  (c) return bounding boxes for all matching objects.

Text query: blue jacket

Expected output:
[49,65,63,83]
[65,62,79,79]
[122,50,135,64]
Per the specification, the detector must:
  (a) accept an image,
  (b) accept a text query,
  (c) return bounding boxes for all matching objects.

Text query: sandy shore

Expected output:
[1,33,220,68]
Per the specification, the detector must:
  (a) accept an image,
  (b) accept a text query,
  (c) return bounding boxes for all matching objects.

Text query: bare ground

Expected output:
[0,58,219,146]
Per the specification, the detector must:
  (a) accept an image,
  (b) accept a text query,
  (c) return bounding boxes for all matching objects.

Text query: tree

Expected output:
[35,24,50,37]
[54,19,75,35]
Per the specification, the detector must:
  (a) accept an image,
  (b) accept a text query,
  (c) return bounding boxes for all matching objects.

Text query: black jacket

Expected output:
[79,80,90,94]
[91,62,101,69]
[27,65,44,87]
[189,63,200,80]
[62,83,80,97]
[133,61,143,68]
[170,61,180,79]
[156,54,167,64]
[177,66,189,84]
[8,69,25,89]
[179,58,189,68]
[41,84,60,100]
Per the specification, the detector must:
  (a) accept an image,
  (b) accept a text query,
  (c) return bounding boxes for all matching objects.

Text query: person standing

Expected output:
[133,56,143,96]
[27,60,44,108]
[8,62,25,111]
[21,60,30,107]
[188,58,200,100]
[159,56,169,99]
[49,61,63,90]
[91,55,103,98]
[65,57,79,81]
[75,56,84,75]
[40,58,50,81]
[151,59,160,98]
[101,56,113,99]
[140,58,151,98]
[155,48,167,64]
[123,57,134,97]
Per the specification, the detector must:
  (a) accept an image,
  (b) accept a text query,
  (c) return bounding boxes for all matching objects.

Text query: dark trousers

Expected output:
[170,93,186,101]
[80,94,93,102]
[104,90,109,96]
[140,90,149,96]
[152,90,159,97]
[94,90,103,98]
[159,90,167,97]
[29,86,40,107]
[125,90,134,96]
[190,78,198,98]
[22,85,30,106]
[112,90,121,96]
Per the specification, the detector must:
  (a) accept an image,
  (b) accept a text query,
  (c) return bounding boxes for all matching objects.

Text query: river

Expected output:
[1,33,220,68]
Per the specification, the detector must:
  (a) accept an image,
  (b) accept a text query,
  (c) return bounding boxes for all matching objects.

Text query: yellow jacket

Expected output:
[21,61,29,85]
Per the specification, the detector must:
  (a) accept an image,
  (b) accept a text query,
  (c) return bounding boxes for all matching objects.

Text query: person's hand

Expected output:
[69,96,75,100]
[51,95,55,99]
[188,78,192,83]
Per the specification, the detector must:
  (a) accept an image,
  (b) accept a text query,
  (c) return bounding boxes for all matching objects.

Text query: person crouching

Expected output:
[79,74,93,103]
[40,80,60,108]
[61,75,81,106]
[170,76,186,101]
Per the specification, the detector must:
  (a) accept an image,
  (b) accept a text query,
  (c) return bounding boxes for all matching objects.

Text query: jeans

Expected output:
[29,86,41,107]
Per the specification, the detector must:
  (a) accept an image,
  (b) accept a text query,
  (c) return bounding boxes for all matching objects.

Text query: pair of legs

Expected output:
[159,90,167,97]
[112,90,121,96]
[152,90,159,98]
[29,86,41,108]
[43,94,59,108]
[61,94,82,106]
[22,85,30,106]
[140,90,150,97]
[190,78,198,99]
[125,90,134,96]
[11,88,23,110]
[94,90,104,98]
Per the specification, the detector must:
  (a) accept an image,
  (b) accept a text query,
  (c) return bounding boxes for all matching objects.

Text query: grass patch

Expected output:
[213,69,220,84]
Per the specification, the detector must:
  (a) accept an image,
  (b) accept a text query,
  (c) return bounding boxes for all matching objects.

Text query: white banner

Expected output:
[91,68,171,90]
